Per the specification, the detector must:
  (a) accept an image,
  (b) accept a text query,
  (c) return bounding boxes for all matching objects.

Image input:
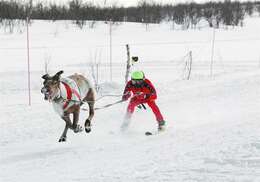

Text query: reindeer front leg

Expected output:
[59,114,73,142]
[72,108,83,133]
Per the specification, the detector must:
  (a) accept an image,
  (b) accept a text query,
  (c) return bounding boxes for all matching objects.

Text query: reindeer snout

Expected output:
[41,87,50,100]
[41,87,47,94]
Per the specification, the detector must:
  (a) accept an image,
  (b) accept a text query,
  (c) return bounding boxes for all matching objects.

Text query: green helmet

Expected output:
[131,71,144,80]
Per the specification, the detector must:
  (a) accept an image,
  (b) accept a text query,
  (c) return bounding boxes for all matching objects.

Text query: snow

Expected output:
[1,17,260,181]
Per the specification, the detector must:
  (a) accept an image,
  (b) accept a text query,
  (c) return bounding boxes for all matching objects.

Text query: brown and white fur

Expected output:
[41,70,95,142]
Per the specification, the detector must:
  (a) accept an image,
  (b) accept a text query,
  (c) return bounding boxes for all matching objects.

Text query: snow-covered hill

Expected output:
[1,17,260,181]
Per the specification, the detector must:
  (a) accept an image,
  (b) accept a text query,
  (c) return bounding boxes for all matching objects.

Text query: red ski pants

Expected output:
[127,98,164,122]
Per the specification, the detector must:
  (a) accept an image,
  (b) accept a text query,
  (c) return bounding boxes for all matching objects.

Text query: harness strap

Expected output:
[72,88,81,100]
[62,82,72,109]
[62,82,81,110]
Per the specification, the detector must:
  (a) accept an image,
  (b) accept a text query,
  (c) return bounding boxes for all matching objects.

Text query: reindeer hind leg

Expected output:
[84,88,95,133]
[85,101,94,133]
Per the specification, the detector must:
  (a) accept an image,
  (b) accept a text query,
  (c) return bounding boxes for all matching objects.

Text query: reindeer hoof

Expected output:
[74,125,83,133]
[85,127,91,133]
[58,137,66,142]
[85,119,91,133]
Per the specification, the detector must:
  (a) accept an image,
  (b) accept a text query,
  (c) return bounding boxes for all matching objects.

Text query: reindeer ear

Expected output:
[53,70,64,81]
[56,70,64,76]
[42,74,50,80]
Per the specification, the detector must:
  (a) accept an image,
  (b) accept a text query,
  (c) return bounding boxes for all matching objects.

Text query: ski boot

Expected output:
[158,120,166,132]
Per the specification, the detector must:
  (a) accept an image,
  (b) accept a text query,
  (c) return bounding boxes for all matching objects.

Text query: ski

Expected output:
[145,129,165,136]
[145,131,153,136]
[145,131,161,136]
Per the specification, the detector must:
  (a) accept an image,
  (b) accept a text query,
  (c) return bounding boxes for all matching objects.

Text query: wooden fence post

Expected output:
[125,44,131,84]
[187,51,192,80]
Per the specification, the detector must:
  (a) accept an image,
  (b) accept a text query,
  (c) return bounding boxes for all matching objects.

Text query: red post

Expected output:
[26,17,31,106]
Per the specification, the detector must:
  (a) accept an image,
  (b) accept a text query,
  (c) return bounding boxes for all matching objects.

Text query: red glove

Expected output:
[122,91,131,101]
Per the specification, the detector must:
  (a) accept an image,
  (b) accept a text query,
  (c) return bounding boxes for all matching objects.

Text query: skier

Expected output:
[121,70,166,132]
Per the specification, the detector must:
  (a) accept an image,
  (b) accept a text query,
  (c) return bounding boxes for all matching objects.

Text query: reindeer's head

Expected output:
[41,70,63,101]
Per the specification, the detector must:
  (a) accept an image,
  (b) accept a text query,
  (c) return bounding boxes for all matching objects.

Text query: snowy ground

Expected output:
[1,17,260,181]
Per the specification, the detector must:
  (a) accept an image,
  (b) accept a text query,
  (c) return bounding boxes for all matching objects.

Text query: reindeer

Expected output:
[41,70,95,142]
